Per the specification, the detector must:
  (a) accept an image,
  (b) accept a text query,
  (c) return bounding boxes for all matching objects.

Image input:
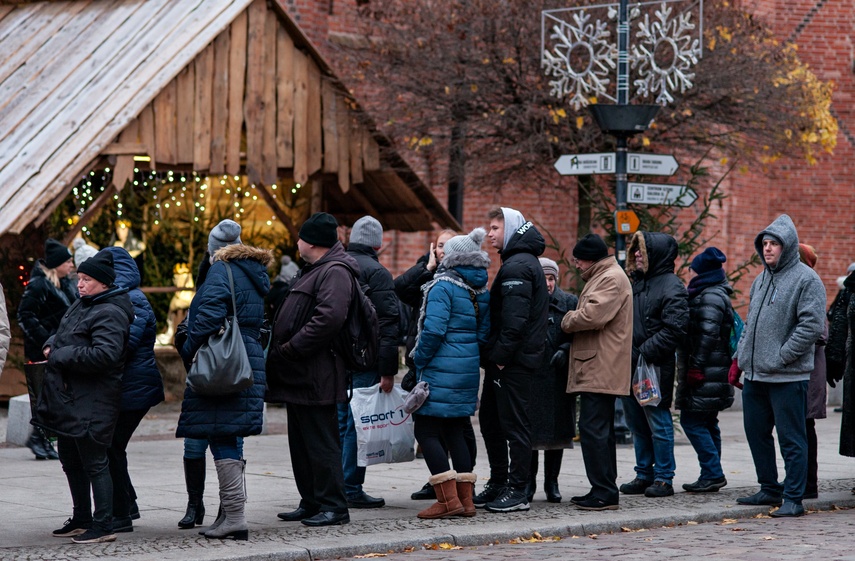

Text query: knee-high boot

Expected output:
[178,458,206,528]
[417,470,464,519]
[543,449,563,503]
[204,459,248,541]
[455,472,477,517]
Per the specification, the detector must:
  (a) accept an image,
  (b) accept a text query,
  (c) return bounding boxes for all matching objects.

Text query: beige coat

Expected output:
[0,283,9,371]
[561,257,633,396]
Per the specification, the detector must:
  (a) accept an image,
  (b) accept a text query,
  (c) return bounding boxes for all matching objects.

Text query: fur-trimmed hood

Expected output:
[212,243,274,266]
[626,231,677,279]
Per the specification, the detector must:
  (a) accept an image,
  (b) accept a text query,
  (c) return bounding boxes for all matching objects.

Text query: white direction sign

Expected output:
[627,153,679,176]
[554,153,615,176]
[628,182,698,207]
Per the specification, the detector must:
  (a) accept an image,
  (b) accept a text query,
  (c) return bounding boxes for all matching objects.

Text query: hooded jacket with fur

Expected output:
[177,244,272,438]
[737,214,826,382]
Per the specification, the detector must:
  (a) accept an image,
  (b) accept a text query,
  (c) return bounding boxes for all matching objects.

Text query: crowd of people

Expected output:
[3,209,854,544]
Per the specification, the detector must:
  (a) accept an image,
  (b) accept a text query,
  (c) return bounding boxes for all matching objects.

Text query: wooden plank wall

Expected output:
[109,1,381,194]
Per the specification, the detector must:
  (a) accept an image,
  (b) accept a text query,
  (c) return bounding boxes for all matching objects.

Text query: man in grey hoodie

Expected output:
[731,214,826,517]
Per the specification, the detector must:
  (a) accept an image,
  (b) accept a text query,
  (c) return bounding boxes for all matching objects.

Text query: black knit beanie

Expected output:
[76,250,116,286]
[299,212,339,247]
[573,233,609,261]
[44,238,72,269]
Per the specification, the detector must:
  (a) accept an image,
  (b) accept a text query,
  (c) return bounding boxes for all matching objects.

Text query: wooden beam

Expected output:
[349,120,363,185]
[292,49,309,185]
[138,105,156,167]
[254,182,298,240]
[310,174,322,214]
[100,142,148,156]
[226,10,247,176]
[306,59,322,176]
[193,42,214,171]
[321,80,338,173]
[261,7,278,185]
[244,0,266,186]
[61,183,117,246]
[153,80,177,165]
[275,24,294,169]
[336,95,350,193]
[175,65,195,163]
[112,155,135,192]
[210,29,230,175]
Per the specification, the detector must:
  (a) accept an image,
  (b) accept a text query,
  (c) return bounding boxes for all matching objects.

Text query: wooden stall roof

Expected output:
[0,0,458,236]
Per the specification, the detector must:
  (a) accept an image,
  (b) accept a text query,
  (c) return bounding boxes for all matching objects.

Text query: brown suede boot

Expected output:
[455,473,477,517]
[417,471,464,519]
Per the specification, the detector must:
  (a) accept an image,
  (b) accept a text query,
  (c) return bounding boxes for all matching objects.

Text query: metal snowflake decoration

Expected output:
[631,2,702,105]
[542,10,617,111]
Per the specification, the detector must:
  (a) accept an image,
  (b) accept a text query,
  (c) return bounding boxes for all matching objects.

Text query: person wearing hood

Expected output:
[338,216,401,509]
[267,212,356,527]
[176,219,272,540]
[828,260,855,483]
[620,231,688,499]
[98,247,165,532]
[730,214,826,517]
[675,247,735,494]
[17,238,79,460]
[32,250,135,544]
[475,207,549,513]
[410,228,491,519]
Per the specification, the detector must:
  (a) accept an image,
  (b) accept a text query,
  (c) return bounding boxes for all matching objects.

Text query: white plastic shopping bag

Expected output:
[350,383,415,467]
[632,355,662,407]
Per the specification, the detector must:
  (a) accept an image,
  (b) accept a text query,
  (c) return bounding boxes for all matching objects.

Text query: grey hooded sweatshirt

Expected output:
[737,214,826,382]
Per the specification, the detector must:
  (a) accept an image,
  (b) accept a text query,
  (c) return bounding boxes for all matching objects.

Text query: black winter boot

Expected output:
[543,450,563,503]
[178,458,206,529]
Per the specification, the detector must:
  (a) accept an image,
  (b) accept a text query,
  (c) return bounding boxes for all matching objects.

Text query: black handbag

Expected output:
[186,264,254,396]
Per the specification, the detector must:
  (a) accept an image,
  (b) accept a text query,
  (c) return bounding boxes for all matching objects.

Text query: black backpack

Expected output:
[331,268,380,372]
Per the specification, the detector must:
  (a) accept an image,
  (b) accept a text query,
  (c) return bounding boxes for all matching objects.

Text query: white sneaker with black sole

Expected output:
[485,487,530,513]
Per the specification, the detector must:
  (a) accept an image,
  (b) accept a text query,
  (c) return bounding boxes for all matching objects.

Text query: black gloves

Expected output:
[549,349,567,369]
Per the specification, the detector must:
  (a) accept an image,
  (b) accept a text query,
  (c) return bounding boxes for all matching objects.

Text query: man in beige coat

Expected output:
[561,234,633,510]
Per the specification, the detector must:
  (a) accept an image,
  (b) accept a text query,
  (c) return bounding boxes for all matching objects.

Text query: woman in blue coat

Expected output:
[411,228,490,519]
[176,220,271,541]
[101,247,164,531]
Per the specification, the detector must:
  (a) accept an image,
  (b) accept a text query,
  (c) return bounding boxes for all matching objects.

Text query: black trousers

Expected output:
[57,435,113,532]
[479,365,532,489]
[578,392,619,503]
[286,403,348,514]
[414,415,473,475]
[108,408,149,519]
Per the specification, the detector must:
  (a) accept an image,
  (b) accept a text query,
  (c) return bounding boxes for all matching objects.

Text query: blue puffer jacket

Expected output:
[103,247,165,411]
[412,251,490,418]
[177,244,272,439]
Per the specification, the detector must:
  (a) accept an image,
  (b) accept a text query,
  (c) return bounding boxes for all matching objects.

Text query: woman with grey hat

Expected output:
[410,228,491,519]
[17,238,79,460]
[176,219,271,541]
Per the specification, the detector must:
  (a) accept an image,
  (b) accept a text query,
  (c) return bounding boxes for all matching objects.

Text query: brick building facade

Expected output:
[283,0,854,304]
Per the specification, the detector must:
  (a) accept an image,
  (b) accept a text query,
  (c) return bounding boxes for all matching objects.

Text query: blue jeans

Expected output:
[184,437,244,460]
[742,379,808,502]
[622,397,676,483]
[680,410,724,481]
[337,371,380,498]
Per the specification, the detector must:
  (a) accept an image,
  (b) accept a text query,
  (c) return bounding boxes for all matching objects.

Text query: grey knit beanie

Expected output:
[444,227,486,257]
[73,239,99,268]
[208,219,242,255]
[349,216,383,248]
[539,257,559,278]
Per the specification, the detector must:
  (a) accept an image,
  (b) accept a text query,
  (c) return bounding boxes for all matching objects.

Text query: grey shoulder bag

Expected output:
[186,263,254,396]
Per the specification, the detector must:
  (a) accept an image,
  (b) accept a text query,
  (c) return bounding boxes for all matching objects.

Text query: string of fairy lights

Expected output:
[69,167,305,232]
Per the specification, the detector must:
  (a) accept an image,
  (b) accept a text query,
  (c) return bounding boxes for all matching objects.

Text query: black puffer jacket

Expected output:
[17,261,79,362]
[32,286,134,445]
[486,222,549,370]
[675,278,735,412]
[347,243,400,377]
[626,232,689,409]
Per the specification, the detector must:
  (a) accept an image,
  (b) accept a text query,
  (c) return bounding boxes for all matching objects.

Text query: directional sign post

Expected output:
[627,153,679,176]
[554,153,616,176]
[627,182,698,207]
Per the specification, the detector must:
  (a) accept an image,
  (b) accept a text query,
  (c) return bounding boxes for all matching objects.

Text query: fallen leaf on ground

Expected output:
[721,518,739,525]
[762,536,775,541]
[438,543,461,550]
[354,554,387,559]
[687,521,698,525]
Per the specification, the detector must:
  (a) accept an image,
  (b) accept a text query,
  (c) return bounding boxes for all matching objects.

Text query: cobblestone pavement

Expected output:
[331,507,855,561]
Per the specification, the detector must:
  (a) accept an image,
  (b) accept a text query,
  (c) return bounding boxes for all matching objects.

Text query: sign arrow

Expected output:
[627,153,679,176]
[627,182,698,207]
[554,153,616,175]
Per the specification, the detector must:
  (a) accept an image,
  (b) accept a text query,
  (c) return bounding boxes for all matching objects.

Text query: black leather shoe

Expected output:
[277,506,319,522]
[682,478,727,493]
[574,496,619,511]
[570,491,592,505]
[301,511,350,527]
[737,491,783,506]
[770,501,804,517]
[619,477,653,495]
[411,482,436,500]
[644,481,674,498]
[346,491,385,509]
[112,516,133,533]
